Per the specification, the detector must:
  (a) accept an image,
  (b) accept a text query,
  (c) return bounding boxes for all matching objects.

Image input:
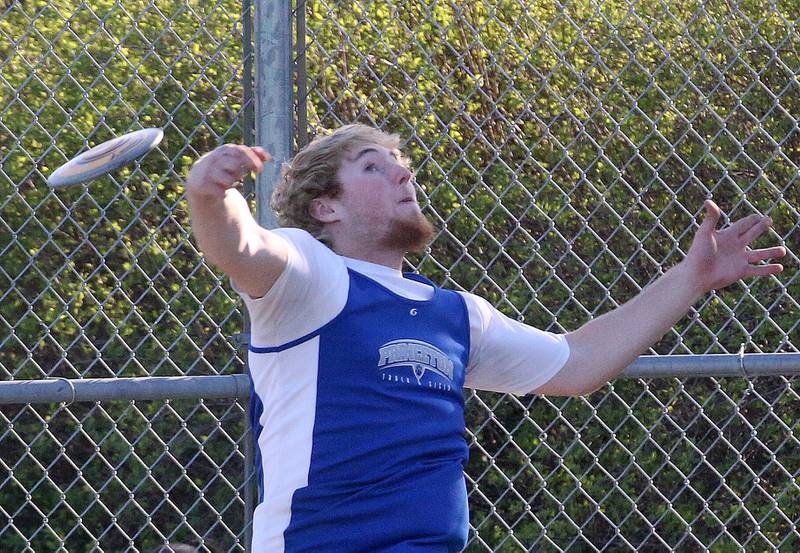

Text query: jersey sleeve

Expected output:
[460,292,570,395]
[238,228,349,348]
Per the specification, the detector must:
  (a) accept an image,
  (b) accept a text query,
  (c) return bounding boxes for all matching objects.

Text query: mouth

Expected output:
[399,197,416,204]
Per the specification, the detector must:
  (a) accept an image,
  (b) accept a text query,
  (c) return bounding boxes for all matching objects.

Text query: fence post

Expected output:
[254,0,293,230]
[249,0,293,550]
[241,1,256,550]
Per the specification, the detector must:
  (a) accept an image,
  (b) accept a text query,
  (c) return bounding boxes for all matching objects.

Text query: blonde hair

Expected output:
[271,124,403,244]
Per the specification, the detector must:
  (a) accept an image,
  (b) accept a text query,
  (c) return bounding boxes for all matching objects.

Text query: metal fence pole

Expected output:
[0,375,251,404]
[241,1,257,549]
[2,353,800,406]
[248,0,293,550]
[621,353,800,379]
[254,0,293,230]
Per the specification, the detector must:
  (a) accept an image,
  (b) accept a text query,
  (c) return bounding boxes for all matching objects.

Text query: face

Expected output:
[329,143,434,252]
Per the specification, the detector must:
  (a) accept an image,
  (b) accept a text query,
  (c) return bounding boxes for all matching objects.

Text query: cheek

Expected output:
[346,184,391,217]
[356,197,390,220]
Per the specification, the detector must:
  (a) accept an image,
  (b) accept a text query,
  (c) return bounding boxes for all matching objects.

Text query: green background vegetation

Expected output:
[1,0,798,550]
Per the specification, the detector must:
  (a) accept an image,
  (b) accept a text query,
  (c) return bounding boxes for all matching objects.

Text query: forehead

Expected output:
[344,143,400,162]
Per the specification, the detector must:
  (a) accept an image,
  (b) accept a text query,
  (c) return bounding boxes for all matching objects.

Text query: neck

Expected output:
[331,242,405,270]
[325,217,433,271]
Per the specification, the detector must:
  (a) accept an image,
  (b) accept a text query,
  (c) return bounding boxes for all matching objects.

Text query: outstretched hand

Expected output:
[684,200,786,293]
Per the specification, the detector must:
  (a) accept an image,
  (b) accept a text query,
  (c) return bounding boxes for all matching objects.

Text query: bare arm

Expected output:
[185,144,288,298]
[536,200,787,396]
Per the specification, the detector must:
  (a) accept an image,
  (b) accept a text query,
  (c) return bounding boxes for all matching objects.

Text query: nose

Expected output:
[395,164,412,186]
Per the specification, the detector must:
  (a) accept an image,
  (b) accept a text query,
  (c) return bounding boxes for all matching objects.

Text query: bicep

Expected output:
[528,331,582,395]
[229,226,289,299]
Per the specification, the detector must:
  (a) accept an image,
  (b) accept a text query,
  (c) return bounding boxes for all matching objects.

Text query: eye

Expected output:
[365,163,377,172]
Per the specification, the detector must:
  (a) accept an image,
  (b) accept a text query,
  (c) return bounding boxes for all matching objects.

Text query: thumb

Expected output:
[699,199,721,235]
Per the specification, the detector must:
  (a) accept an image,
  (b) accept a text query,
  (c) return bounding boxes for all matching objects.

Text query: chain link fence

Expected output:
[2,0,799,551]
[1,0,254,549]
[294,2,799,549]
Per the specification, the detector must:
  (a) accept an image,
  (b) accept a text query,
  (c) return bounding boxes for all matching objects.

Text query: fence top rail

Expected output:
[1,354,798,404]
[621,352,800,379]
[0,374,251,404]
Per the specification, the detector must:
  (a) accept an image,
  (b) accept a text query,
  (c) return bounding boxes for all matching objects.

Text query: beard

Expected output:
[382,210,436,253]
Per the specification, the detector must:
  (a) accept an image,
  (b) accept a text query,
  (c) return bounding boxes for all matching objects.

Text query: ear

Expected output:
[309,196,340,224]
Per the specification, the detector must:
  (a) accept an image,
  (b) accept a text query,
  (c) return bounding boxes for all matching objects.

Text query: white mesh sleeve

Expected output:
[461,292,570,395]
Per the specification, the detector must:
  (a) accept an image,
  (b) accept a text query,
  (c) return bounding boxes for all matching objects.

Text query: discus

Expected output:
[47,128,164,188]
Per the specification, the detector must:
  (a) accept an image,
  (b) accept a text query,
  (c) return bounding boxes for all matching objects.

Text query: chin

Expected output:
[384,212,436,253]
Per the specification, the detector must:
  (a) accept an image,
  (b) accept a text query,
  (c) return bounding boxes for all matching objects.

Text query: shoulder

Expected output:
[455,291,493,329]
[271,226,318,242]
[272,227,345,271]
[242,227,350,347]
[272,227,331,254]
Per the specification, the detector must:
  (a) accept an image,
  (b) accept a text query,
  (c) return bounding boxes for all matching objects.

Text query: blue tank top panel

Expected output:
[282,269,471,552]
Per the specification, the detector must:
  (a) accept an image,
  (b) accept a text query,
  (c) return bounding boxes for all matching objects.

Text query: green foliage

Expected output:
[2,0,799,550]
[1,0,247,380]
[1,0,250,550]
[302,0,798,549]
[0,400,247,551]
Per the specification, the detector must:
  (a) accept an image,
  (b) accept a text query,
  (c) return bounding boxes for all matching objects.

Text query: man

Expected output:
[185,124,785,552]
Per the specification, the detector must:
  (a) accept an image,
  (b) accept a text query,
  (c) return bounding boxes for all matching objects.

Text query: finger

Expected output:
[212,167,244,188]
[252,146,273,162]
[218,152,262,182]
[727,214,761,237]
[740,216,773,244]
[220,144,265,174]
[221,166,244,182]
[744,263,784,278]
[699,199,721,234]
[239,146,266,173]
[747,246,787,264]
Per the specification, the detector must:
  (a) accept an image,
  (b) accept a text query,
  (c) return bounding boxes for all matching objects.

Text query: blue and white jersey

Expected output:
[250,269,470,551]
[241,229,570,552]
